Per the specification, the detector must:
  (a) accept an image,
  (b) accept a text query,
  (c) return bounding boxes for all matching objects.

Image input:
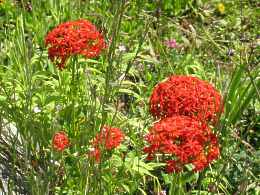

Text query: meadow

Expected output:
[0,0,259,194]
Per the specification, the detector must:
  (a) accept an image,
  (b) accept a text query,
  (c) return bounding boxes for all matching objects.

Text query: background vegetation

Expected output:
[0,0,259,194]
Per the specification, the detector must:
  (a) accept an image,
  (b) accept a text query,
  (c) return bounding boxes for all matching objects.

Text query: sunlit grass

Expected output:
[0,0,259,194]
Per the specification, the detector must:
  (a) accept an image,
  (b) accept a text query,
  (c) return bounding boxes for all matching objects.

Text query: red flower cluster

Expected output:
[143,116,220,173]
[90,126,125,162]
[52,131,70,152]
[45,19,106,69]
[150,75,222,123]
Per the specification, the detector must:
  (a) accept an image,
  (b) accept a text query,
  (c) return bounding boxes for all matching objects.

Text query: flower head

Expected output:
[149,75,223,123]
[33,106,41,113]
[45,19,106,69]
[52,131,70,151]
[143,116,220,173]
[90,126,125,162]
[217,3,225,15]
[164,39,177,48]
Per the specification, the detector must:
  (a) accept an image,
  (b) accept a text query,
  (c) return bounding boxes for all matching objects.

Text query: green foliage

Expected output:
[0,0,259,194]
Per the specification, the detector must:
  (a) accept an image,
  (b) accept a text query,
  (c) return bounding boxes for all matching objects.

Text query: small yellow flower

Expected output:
[217,3,225,14]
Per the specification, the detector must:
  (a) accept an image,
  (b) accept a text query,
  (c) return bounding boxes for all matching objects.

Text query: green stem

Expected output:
[71,57,77,136]
[170,174,185,195]
[100,0,126,126]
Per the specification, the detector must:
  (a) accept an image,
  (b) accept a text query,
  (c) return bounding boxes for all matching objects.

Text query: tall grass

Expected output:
[0,0,259,194]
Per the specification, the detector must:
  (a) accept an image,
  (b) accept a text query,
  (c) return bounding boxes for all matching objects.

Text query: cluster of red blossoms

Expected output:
[45,19,106,69]
[52,131,70,152]
[143,116,219,172]
[149,75,222,123]
[90,126,125,162]
[145,75,222,173]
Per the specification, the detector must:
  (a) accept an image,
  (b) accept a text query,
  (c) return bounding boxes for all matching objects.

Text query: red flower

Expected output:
[90,126,125,162]
[149,75,223,123]
[143,116,220,173]
[52,131,70,151]
[45,19,106,69]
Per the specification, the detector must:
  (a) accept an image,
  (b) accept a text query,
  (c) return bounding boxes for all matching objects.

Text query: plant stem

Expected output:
[71,57,77,136]
[170,174,185,195]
